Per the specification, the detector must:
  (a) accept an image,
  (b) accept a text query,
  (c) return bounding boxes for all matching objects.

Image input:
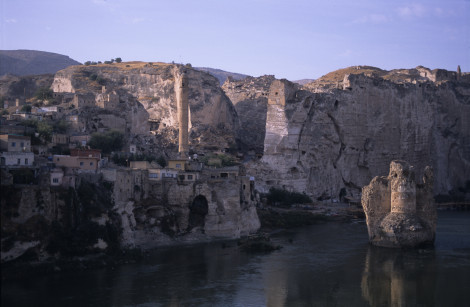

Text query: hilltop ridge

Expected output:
[0,50,81,76]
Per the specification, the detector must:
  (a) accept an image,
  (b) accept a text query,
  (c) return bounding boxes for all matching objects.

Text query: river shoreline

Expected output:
[1,202,365,281]
[4,202,466,281]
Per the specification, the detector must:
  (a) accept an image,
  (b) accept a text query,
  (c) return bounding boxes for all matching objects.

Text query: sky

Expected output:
[1,0,469,80]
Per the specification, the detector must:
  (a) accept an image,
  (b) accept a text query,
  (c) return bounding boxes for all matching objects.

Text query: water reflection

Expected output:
[2,212,469,307]
[361,246,436,307]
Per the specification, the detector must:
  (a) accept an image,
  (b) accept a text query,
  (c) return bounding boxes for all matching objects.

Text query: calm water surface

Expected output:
[2,211,470,306]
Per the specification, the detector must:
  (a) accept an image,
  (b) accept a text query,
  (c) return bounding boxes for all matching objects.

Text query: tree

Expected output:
[156,155,167,167]
[21,104,32,113]
[53,120,69,133]
[37,121,53,142]
[35,87,53,101]
[115,57,122,63]
[88,130,124,154]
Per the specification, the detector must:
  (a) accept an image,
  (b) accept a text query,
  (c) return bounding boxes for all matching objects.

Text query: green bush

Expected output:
[34,87,53,101]
[89,130,124,154]
[267,187,312,207]
[20,104,32,113]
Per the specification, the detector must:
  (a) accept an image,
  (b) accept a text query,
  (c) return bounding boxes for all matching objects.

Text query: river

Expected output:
[2,211,469,306]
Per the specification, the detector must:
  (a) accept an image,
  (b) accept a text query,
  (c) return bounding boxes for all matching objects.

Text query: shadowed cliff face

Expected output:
[51,62,240,154]
[230,67,470,200]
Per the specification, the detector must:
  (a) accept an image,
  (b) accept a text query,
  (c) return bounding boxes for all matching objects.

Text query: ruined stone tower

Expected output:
[361,161,437,248]
[175,70,189,157]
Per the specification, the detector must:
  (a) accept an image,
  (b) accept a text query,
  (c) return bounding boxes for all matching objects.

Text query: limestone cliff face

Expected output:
[241,67,470,200]
[222,75,275,153]
[51,63,239,153]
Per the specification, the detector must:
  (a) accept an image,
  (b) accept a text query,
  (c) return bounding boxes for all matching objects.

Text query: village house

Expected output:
[168,159,188,171]
[50,168,64,186]
[53,154,100,172]
[148,167,178,180]
[0,151,34,167]
[0,134,31,152]
[73,93,95,108]
[70,148,101,159]
[9,113,43,121]
[69,134,91,147]
[33,106,64,120]
[95,89,119,109]
[52,133,69,146]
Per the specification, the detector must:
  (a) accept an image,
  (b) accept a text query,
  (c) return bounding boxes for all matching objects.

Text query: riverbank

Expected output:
[1,202,365,281]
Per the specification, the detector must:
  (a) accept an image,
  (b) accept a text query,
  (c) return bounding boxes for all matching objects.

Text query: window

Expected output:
[17,158,21,164]
[20,142,24,147]
[90,162,94,166]
[80,162,84,166]
[149,173,158,178]
[187,175,193,180]
[52,178,59,183]
[11,142,16,147]
[25,158,28,165]
[175,163,181,169]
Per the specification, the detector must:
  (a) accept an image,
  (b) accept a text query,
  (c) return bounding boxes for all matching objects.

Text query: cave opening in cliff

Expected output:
[188,195,208,231]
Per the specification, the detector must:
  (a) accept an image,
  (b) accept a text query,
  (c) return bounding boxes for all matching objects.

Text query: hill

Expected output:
[0,49,81,76]
[194,67,249,85]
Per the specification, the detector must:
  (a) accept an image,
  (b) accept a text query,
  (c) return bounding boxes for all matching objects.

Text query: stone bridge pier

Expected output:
[362,160,437,248]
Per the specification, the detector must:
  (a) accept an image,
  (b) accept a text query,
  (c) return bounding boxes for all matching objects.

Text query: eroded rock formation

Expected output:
[233,66,470,200]
[361,160,436,247]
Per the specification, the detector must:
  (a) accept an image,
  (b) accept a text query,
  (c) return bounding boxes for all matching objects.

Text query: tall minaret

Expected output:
[175,70,189,157]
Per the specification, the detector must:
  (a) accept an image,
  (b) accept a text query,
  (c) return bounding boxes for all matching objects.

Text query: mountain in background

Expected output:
[0,49,81,76]
[195,67,249,85]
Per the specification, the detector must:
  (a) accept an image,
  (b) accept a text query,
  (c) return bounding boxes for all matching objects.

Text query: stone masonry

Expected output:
[361,160,437,248]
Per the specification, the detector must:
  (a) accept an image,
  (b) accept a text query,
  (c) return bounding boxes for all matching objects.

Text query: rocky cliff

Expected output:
[51,62,239,154]
[226,66,470,200]
[222,75,275,154]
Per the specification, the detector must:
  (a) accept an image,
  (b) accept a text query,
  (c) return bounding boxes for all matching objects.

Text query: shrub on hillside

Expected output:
[267,187,312,207]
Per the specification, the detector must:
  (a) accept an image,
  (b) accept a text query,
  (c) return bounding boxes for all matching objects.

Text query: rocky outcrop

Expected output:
[51,62,240,155]
[361,161,436,248]
[242,67,470,200]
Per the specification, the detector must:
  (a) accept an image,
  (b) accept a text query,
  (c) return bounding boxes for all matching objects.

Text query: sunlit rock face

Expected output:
[361,160,436,248]
[51,62,239,155]
[239,67,470,200]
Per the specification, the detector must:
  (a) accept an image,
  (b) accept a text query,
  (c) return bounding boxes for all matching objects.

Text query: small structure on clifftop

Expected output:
[361,160,436,248]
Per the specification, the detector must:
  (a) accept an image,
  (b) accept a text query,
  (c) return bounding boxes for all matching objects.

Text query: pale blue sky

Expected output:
[1,0,469,80]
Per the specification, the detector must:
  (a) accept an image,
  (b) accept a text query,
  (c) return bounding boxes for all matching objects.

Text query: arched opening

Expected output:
[188,195,208,230]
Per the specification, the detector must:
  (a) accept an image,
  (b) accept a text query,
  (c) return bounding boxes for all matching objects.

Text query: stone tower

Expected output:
[361,160,436,248]
[175,70,189,157]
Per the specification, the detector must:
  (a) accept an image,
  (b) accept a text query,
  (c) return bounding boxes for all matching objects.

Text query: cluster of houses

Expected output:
[1,131,247,197]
